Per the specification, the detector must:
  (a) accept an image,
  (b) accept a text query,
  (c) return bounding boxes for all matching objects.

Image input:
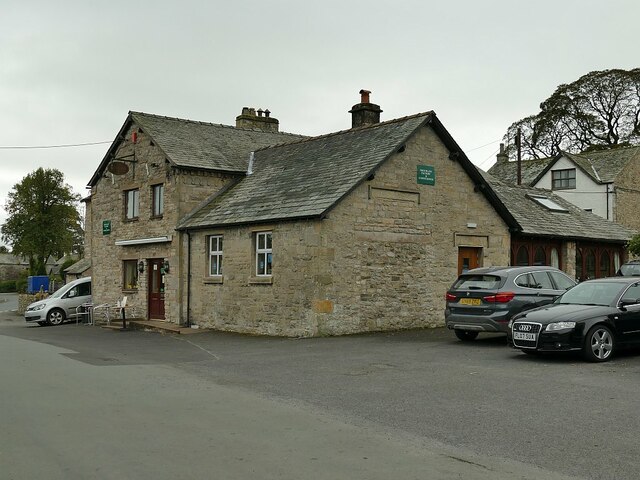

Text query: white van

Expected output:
[24,277,92,326]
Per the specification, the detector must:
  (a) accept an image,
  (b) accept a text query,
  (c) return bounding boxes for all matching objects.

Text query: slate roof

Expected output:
[481,172,634,242]
[177,113,434,229]
[488,146,640,186]
[88,112,305,186]
[543,146,640,184]
[64,257,91,275]
[487,157,553,186]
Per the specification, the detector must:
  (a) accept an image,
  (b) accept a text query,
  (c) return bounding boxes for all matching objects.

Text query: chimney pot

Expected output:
[264,109,270,118]
[359,89,371,104]
[496,143,509,163]
[257,108,264,117]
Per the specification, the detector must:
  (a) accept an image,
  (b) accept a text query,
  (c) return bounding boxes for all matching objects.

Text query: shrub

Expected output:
[0,280,17,293]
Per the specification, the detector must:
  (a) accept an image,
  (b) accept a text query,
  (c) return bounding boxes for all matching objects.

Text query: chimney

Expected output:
[236,107,279,132]
[349,89,382,128]
[496,143,509,163]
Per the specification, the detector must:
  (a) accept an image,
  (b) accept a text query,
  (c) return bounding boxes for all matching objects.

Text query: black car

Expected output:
[445,266,576,341]
[508,277,640,362]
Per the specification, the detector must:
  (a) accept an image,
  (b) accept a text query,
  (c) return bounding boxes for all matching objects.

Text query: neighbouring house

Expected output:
[84,91,634,336]
[482,173,634,281]
[0,253,29,281]
[488,145,640,231]
[64,257,91,282]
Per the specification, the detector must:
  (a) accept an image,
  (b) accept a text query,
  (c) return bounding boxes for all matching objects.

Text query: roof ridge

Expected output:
[253,111,433,152]
[128,111,304,137]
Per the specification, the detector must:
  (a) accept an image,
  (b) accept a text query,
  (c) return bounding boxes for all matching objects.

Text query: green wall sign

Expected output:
[102,220,111,235]
[417,165,435,185]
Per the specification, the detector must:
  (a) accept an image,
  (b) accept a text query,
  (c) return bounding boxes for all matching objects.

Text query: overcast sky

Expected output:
[1,0,639,245]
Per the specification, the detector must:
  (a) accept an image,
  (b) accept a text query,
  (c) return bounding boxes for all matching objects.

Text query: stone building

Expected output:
[85,91,633,336]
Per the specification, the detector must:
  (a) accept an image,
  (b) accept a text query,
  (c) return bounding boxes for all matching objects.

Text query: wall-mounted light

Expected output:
[162,260,170,274]
[138,260,145,273]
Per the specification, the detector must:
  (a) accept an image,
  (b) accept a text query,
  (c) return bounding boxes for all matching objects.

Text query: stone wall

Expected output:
[614,157,640,233]
[187,126,510,336]
[88,123,238,322]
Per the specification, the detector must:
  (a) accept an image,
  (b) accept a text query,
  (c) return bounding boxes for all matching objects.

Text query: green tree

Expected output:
[628,234,640,258]
[1,168,82,275]
[504,68,640,159]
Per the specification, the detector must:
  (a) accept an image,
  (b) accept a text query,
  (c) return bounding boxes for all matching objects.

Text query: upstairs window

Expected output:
[256,232,272,276]
[125,189,140,220]
[152,184,164,217]
[208,235,223,276]
[552,168,576,190]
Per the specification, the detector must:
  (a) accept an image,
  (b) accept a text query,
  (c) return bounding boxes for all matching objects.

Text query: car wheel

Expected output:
[454,330,479,341]
[583,325,614,362]
[47,308,65,326]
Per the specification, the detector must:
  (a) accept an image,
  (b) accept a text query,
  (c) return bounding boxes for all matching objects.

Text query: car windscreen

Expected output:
[451,275,502,290]
[619,264,640,276]
[557,281,625,306]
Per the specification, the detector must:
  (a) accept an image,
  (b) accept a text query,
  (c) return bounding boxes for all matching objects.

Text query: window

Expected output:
[549,271,575,291]
[123,260,139,290]
[208,235,223,276]
[552,169,576,190]
[125,189,140,220]
[550,248,560,269]
[256,232,272,276]
[527,194,568,213]
[531,271,555,289]
[152,184,164,217]
[515,246,529,266]
[586,250,596,280]
[600,251,611,277]
[533,247,546,266]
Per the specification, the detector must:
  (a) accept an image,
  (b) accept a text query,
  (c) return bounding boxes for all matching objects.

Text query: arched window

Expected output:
[516,246,529,266]
[534,247,546,266]
[576,249,583,281]
[600,251,611,278]
[614,252,621,273]
[550,248,559,269]
[586,250,596,279]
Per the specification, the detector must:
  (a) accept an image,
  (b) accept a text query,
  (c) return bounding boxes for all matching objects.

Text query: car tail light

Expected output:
[445,293,457,302]
[483,292,515,303]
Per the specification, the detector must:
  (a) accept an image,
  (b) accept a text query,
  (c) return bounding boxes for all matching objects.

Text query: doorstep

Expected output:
[101,319,206,334]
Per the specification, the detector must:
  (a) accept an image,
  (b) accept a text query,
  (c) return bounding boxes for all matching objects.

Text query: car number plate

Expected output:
[459,298,481,306]
[513,332,536,341]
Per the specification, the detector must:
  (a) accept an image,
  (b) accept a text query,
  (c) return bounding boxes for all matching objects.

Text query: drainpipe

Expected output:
[186,230,192,328]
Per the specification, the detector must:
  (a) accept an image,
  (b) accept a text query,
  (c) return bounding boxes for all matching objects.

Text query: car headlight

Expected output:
[507,319,514,329]
[545,321,576,332]
[27,304,46,312]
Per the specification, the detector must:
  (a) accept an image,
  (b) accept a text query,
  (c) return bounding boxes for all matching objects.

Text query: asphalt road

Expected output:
[2,312,639,479]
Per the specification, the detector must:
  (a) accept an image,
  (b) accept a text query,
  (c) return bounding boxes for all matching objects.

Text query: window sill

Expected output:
[150,215,164,220]
[123,217,139,223]
[122,288,138,293]
[248,276,273,285]
[203,276,223,284]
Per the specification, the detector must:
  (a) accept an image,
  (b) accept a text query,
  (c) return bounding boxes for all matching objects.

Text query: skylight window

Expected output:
[527,194,568,213]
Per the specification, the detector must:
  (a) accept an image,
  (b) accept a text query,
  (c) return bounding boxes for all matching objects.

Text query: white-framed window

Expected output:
[208,235,223,276]
[123,260,139,290]
[125,189,140,220]
[256,231,272,276]
[152,184,164,217]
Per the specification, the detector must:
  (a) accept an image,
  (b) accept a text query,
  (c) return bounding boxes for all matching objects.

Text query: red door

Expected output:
[148,258,165,319]
[458,247,481,275]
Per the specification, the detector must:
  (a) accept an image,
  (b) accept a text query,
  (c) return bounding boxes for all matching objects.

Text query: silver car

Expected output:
[24,277,92,326]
